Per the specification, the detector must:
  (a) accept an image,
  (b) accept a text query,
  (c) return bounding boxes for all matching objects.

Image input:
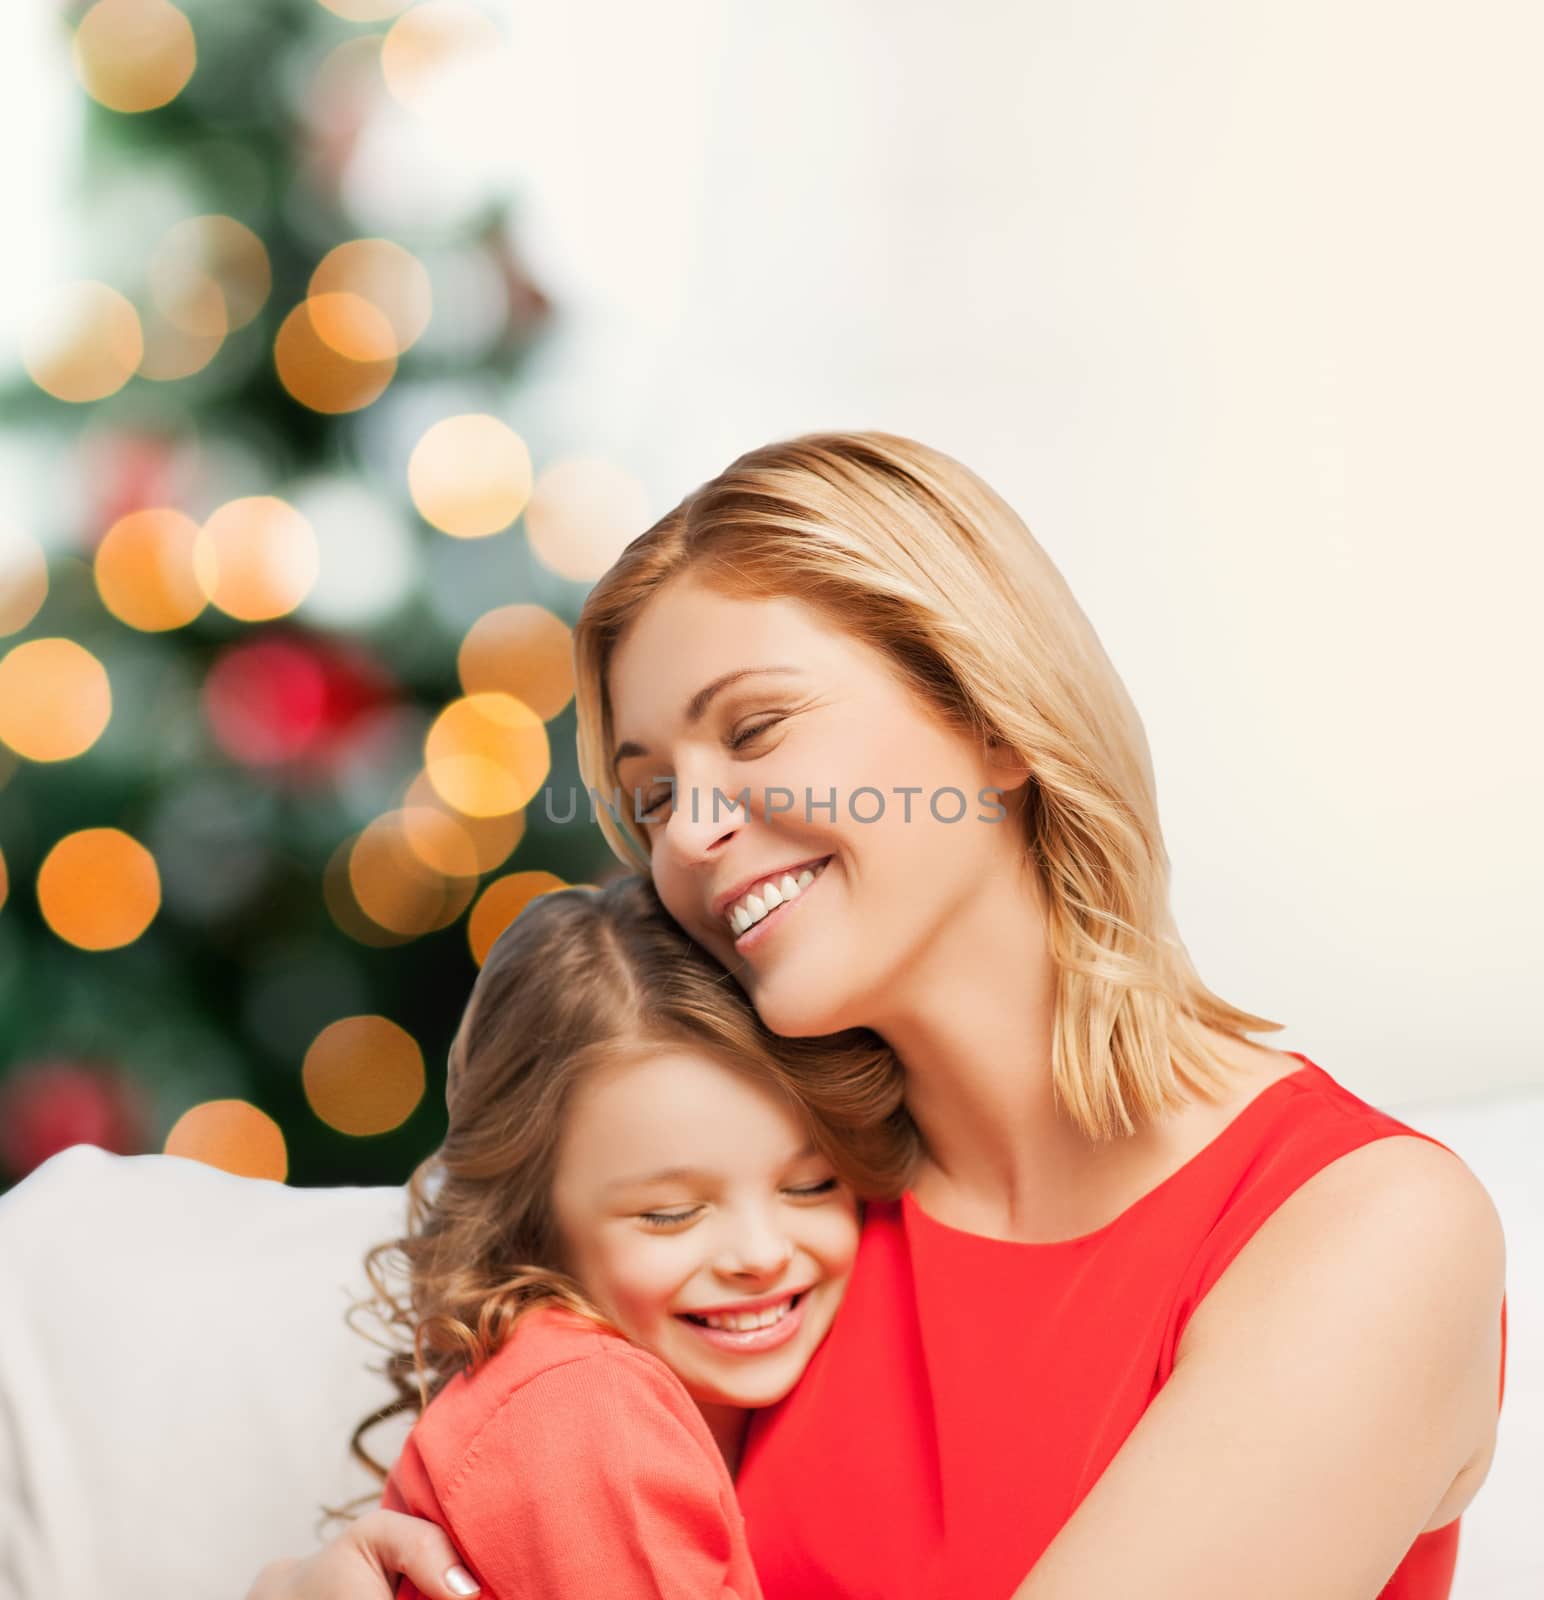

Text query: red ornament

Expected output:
[202,632,395,774]
[81,432,182,539]
[0,1058,147,1181]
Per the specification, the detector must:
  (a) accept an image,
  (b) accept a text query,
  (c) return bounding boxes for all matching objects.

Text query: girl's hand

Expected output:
[245,1510,480,1600]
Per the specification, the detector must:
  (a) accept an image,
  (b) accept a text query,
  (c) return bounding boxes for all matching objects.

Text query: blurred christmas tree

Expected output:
[0,0,643,1190]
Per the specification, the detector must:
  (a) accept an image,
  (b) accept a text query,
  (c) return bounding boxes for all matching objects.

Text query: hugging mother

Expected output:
[262,431,1506,1598]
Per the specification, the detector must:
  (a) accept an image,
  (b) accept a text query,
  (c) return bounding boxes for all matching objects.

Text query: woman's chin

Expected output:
[744,979,851,1040]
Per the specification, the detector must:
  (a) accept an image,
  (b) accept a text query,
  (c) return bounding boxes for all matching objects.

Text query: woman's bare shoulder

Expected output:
[1182,1127,1506,1528]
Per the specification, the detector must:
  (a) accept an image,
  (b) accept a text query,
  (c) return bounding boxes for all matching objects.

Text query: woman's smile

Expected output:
[725,858,832,949]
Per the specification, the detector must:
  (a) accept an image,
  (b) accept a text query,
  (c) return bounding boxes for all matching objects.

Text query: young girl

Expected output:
[350,871,914,1599]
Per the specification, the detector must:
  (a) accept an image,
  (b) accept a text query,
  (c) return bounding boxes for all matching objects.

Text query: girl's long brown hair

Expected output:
[339,872,914,1509]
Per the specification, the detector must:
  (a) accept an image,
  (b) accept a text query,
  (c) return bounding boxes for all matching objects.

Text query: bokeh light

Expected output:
[468,870,567,966]
[196,496,319,621]
[136,298,225,382]
[0,1060,146,1180]
[37,828,161,951]
[395,801,479,880]
[414,242,508,361]
[292,476,418,628]
[202,634,391,768]
[22,280,144,403]
[402,769,525,875]
[458,604,575,721]
[0,846,7,914]
[150,215,272,334]
[425,692,549,817]
[163,1099,287,1181]
[94,507,207,631]
[524,456,650,582]
[317,0,412,20]
[275,294,397,413]
[72,0,197,115]
[311,239,432,356]
[0,524,49,637]
[0,639,112,762]
[347,810,474,937]
[324,832,411,948]
[408,414,531,538]
[302,1014,425,1136]
[381,1,502,117]
[203,636,330,766]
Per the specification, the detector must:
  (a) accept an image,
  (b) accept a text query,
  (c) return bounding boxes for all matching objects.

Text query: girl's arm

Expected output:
[243,1510,478,1600]
[248,1345,761,1600]
[435,1346,761,1599]
[1010,1136,1506,1599]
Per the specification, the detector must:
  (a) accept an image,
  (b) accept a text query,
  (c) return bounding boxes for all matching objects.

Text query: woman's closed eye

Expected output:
[728,716,782,750]
[636,717,785,816]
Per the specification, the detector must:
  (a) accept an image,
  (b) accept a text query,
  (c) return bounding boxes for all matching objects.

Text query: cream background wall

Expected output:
[501,0,1544,1110]
[3,1,1538,1108]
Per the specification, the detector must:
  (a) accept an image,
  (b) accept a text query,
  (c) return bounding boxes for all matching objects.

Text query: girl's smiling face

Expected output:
[548,1047,860,1410]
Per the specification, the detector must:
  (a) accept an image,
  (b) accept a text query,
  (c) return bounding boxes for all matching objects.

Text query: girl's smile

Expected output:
[549,1047,860,1413]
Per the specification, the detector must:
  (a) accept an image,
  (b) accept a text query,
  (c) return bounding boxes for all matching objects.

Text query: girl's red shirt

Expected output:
[381,1305,762,1600]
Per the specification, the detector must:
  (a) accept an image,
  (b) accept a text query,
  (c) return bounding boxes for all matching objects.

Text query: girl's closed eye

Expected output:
[637,1177,839,1228]
[637,1205,704,1229]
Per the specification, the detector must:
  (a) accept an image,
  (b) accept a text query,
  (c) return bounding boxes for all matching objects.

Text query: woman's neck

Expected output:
[872,851,1136,1238]
[695,1399,751,1475]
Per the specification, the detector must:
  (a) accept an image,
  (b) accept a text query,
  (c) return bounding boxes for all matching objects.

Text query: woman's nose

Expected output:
[657,773,748,865]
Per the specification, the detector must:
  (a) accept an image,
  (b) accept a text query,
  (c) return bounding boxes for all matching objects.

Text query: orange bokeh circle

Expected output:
[468,870,568,966]
[164,1099,287,1181]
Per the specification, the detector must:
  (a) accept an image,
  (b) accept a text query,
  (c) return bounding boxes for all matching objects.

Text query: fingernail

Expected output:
[446,1567,480,1596]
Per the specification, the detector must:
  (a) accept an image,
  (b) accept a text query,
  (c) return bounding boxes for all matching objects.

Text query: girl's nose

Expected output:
[716,1213,796,1282]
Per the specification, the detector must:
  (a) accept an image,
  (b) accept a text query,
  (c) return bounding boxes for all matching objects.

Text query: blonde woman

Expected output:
[252,431,1506,1600]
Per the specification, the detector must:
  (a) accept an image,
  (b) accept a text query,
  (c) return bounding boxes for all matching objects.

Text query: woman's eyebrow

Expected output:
[612,664,803,770]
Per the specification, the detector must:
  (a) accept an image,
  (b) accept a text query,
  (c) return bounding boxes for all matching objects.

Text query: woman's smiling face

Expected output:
[607,574,1032,1040]
[549,1047,859,1410]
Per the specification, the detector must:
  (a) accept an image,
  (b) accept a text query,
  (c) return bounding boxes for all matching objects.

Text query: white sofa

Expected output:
[0,1088,1539,1599]
[0,1147,408,1599]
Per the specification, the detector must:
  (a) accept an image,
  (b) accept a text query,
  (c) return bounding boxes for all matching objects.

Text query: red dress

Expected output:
[382,1304,762,1599]
[735,1053,1508,1598]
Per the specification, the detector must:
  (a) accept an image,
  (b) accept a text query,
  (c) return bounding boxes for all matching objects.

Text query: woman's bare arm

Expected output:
[244,1509,479,1600]
[1011,1136,1505,1600]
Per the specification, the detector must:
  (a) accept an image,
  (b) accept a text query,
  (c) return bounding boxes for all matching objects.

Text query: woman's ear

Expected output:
[984,738,1033,795]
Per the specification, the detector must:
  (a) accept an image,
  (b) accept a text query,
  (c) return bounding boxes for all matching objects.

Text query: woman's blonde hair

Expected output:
[342,872,913,1504]
[573,429,1283,1144]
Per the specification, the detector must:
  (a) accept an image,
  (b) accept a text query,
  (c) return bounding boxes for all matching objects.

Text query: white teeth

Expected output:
[695,1298,793,1332]
[726,860,826,934]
